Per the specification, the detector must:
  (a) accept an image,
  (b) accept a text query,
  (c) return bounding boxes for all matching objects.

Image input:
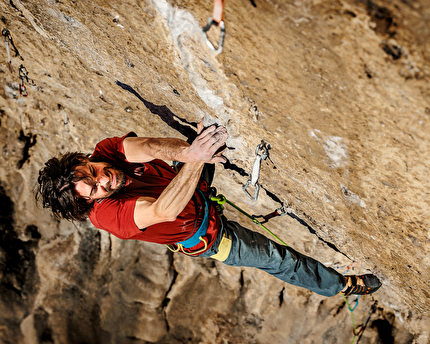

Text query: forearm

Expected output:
[153,162,205,219]
[132,123,228,229]
[134,162,204,228]
[124,124,228,164]
[124,137,192,163]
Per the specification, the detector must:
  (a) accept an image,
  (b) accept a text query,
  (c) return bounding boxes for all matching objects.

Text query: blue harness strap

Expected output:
[176,189,209,249]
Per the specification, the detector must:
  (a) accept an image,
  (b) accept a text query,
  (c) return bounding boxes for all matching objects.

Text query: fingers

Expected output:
[209,155,227,164]
[197,119,204,135]
[210,146,227,163]
[207,129,228,154]
[197,124,218,142]
[198,125,227,147]
[189,122,228,163]
[207,137,228,164]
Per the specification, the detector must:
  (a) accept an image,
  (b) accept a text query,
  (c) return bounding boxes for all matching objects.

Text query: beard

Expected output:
[103,165,126,197]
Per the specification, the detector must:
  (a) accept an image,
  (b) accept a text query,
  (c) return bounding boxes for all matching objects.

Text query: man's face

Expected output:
[73,161,126,201]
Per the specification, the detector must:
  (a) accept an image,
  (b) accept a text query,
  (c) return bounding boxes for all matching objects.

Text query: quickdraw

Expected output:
[2,28,23,73]
[202,0,226,54]
[211,194,289,247]
[2,29,12,72]
[19,64,30,96]
[242,140,271,201]
[343,294,365,343]
[252,204,293,224]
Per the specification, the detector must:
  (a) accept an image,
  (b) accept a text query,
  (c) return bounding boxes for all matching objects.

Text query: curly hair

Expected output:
[35,152,94,222]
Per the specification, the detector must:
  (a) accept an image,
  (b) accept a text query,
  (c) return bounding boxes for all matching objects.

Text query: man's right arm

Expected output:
[131,123,228,229]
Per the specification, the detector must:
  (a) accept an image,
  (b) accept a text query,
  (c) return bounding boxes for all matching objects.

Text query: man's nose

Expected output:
[96,174,109,187]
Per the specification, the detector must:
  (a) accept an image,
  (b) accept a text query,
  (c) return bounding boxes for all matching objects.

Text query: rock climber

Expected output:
[35,121,382,297]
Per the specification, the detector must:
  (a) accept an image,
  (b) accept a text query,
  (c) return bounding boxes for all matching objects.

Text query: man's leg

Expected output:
[202,219,345,297]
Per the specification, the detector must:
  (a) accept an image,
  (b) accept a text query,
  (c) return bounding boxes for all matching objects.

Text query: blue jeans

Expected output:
[200,217,345,297]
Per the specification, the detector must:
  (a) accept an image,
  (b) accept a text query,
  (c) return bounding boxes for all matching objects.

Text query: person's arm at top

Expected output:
[123,121,223,164]
[132,122,228,229]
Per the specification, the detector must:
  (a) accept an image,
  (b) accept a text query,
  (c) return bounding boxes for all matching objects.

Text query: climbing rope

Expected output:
[210,194,289,247]
[211,193,369,344]
[343,294,363,344]
[202,0,226,54]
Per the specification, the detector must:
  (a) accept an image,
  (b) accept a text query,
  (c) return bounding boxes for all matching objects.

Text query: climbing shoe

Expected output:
[341,274,382,296]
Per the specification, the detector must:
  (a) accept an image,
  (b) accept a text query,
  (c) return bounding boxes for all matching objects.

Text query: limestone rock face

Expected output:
[1,0,429,343]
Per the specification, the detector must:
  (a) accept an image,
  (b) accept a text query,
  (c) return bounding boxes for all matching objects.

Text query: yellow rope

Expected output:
[166,237,208,255]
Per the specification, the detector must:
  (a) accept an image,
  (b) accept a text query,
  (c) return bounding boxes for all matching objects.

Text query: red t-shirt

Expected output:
[88,132,221,254]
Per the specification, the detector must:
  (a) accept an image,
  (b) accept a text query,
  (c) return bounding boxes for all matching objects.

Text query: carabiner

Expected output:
[243,179,260,202]
[202,18,225,54]
[2,29,12,72]
[202,0,226,54]
[252,204,293,224]
[19,64,28,79]
[242,141,271,201]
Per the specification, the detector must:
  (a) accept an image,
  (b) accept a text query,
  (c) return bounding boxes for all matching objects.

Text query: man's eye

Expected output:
[90,185,97,196]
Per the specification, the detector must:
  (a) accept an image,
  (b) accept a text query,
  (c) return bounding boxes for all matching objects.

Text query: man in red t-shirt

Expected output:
[36,121,381,297]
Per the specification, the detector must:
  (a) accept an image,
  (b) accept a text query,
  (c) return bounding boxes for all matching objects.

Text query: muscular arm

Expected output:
[123,137,191,163]
[132,122,228,229]
[134,162,205,228]
[123,124,227,164]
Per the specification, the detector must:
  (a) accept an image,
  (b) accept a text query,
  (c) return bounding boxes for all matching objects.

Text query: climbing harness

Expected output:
[243,140,271,201]
[18,64,30,96]
[2,29,12,72]
[211,194,289,247]
[168,236,208,256]
[253,204,293,224]
[166,189,210,256]
[202,0,226,54]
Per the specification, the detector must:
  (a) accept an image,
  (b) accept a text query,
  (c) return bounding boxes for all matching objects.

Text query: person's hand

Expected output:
[187,120,228,163]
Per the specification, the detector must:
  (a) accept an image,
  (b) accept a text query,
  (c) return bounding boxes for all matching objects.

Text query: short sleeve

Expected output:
[89,196,141,240]
[92,132,137,164]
